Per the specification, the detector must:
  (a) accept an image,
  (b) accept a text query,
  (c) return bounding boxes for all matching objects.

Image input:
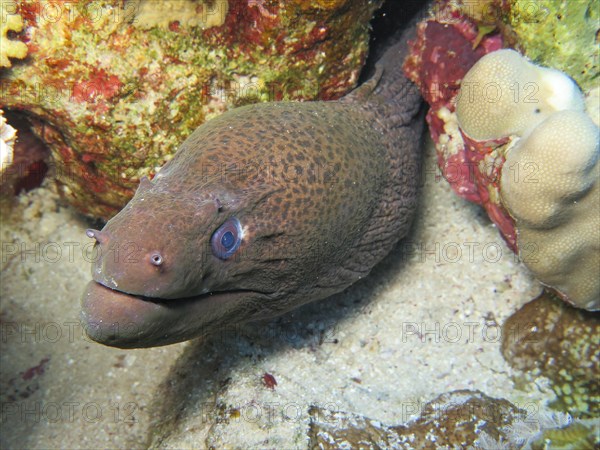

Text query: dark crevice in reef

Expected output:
[1,110,50,197]
[359,0,428,85]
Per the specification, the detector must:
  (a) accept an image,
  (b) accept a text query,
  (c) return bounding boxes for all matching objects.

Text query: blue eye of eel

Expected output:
[211,217,242,259]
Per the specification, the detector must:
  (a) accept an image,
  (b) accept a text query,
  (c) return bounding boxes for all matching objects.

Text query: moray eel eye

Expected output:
[150,253,163,266]
[211,217,242,260]
[221,231,234,249]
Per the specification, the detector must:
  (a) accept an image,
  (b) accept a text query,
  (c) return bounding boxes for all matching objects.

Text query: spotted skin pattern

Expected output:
[81,23,424,348]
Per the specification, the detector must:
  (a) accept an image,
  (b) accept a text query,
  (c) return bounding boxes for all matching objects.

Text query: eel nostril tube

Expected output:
[86,229,109,244]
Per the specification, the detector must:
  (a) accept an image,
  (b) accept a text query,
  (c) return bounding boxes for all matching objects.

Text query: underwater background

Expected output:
[1,0,598,447]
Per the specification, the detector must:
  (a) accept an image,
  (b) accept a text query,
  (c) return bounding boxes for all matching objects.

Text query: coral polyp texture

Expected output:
[500,111,599,309]
[0,0,381,218]
[404,1,600,310]
[456,50,599,309]
[455,49,584,141]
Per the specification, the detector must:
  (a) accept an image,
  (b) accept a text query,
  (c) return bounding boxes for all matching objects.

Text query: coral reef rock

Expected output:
[457,50,599,310]
[502,291,600,418]
[1,0,381,219]
[455,0,598,93]
[309,390,525,448]
[502,0,598,93]
[404,1,599,310]
[500,110,599,310]
[309,388,600,448]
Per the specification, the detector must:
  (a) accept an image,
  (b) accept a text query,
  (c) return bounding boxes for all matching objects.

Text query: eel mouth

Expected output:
[80,281,262,348]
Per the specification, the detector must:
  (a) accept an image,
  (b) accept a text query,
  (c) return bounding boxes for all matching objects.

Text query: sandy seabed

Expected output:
[0,139,556,448]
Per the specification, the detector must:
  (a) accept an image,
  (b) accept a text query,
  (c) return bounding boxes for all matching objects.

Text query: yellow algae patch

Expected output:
[1,1,28,68]
[127,0,229,30]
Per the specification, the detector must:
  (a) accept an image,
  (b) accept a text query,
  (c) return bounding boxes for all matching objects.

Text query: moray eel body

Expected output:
[81,23,424,348]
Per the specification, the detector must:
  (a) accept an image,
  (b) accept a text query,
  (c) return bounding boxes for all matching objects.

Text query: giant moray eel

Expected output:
[81,20,425,348]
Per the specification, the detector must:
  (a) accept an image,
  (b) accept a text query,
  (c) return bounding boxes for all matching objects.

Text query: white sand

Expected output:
[0,139,556,448]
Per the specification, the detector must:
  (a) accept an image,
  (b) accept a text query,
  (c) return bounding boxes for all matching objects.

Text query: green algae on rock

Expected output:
[501,291,600,418]
[505,0,598,93]
[1,0,381,219]
[457,0,598,93]
[534,420,599,449]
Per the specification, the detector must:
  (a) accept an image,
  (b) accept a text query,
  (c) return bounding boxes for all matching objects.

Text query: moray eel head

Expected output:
[81,174,279,348]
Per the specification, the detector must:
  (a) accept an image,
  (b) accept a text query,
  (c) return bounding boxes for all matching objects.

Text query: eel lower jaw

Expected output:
[80,281,267,349]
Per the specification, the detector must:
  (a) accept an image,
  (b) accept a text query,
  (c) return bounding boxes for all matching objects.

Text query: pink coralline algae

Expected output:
[404,4,513,250]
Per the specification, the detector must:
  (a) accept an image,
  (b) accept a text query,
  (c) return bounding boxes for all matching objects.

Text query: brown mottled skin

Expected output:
[81,22,424,348]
